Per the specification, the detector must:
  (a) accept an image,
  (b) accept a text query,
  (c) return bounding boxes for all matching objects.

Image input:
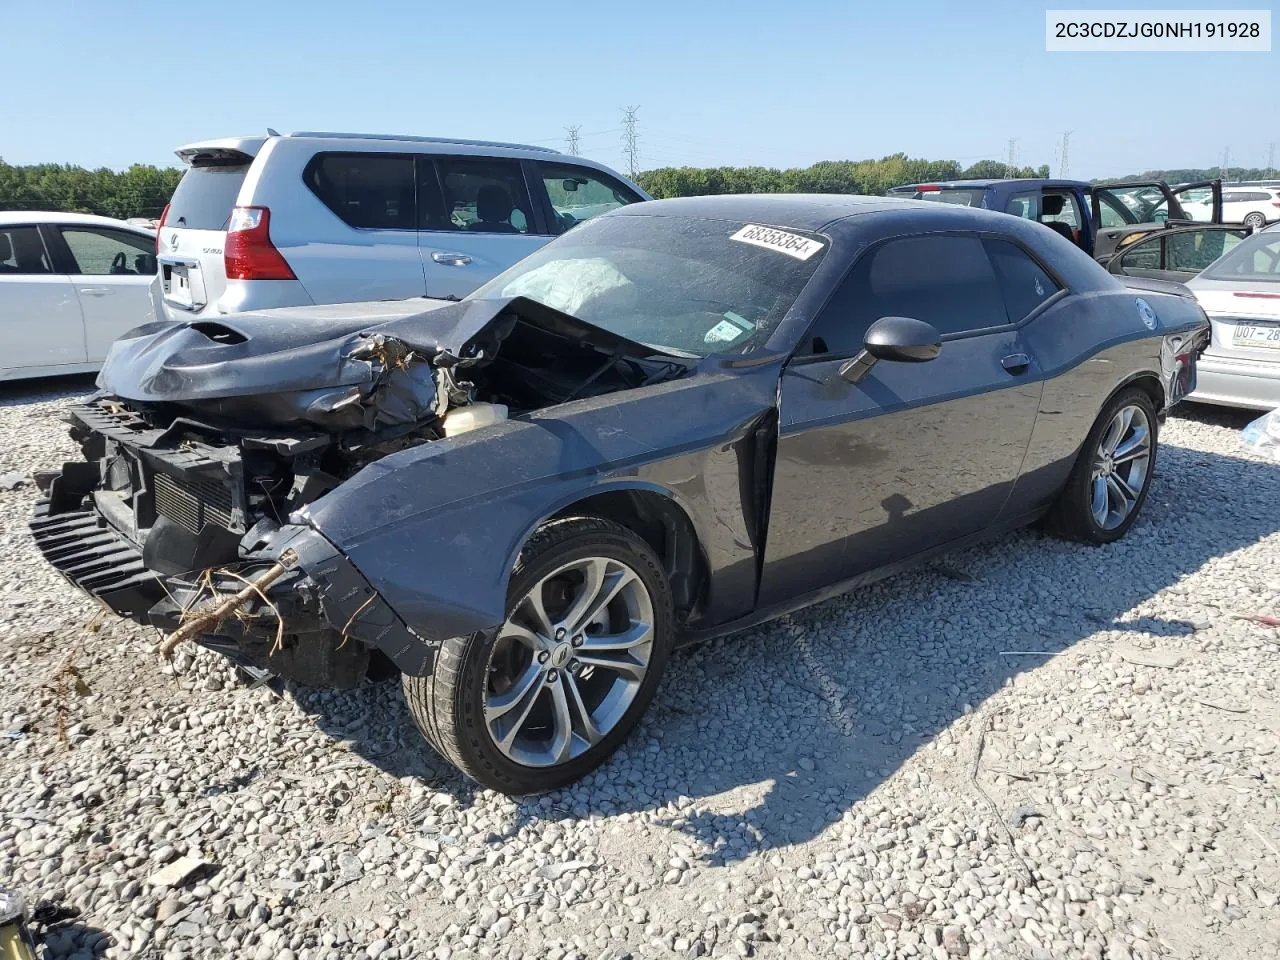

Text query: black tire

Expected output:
[1047,387,1159,545]
[1243,212,1266,231]
[402,517,673,794]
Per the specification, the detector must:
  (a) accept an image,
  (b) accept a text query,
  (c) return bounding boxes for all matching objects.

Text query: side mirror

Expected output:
[840,316,941,384]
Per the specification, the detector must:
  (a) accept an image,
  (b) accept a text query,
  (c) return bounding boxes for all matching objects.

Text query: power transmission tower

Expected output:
[1058,131,1072,178]
[1220,146,1231,180]
[621,106,640,178]
[566,125,581,157]
[1268,142,1277,176]
[1007,138,1019,175]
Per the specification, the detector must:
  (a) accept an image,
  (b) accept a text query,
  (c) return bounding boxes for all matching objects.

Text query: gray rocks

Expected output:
[1,389,1277,960]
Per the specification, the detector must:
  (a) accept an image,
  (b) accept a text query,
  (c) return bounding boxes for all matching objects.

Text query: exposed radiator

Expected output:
[153,472,234,534]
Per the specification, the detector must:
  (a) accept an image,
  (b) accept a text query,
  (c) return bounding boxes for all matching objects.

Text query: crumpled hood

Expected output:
[96,296,673,432]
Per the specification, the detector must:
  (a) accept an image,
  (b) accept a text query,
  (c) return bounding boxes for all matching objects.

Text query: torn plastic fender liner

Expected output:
[255,524,438,676]
[267,524,437,675]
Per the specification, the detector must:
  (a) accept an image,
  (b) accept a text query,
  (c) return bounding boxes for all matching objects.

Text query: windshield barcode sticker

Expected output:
[730,224,824,261]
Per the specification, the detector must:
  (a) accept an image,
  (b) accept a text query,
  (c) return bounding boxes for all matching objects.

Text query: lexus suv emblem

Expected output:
[169,232,180,252]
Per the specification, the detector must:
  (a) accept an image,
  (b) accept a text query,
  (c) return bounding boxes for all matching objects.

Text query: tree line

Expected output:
[0,159,181,219]
[634,155,1051,199]
[1,153,1057,219]
[8,154,1277,220]
[1098,167,1278,184]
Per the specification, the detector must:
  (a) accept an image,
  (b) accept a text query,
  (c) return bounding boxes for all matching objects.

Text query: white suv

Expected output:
[1221,187,1280,231]
[155,132,650,320]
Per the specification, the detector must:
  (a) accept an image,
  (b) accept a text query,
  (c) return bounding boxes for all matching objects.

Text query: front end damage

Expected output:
[31,298,690,688]
[33,399,438,688]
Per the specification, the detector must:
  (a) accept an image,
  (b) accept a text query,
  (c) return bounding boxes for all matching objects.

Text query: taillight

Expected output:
[224,206,296,281]
[917,185,941,192]
[1272,202,1280,208]
[155,203,170,254]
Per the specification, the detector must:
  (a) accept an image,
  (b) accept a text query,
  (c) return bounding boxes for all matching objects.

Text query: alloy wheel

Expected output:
[1090,403,1153,531]
[483,555,654,767]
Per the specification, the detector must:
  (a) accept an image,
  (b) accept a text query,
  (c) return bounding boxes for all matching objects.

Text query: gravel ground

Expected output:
[2,377,1279,960]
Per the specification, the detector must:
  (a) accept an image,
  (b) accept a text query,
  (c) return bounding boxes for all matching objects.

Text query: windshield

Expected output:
[469,214,828,357]
[1202,231,1280,283]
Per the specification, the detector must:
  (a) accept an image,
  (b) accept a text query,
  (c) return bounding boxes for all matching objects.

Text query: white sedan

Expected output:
[0,211,157,381]
[1187,226,1280,409]
[1105,222,1280,409]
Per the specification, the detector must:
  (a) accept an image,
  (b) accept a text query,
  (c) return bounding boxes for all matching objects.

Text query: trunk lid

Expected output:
[1187,282,1280,362]
[160,138,266,316]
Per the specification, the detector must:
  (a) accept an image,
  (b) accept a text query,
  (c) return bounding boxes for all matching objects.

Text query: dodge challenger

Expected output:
[31,195,1209,793]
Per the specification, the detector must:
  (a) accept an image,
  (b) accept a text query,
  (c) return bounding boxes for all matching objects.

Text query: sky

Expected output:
[2,0,1275,180]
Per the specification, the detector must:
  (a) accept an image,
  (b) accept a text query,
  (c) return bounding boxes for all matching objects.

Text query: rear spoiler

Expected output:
[174,136,267,168]
[176,147,256,168]
[1118,276,1197,300]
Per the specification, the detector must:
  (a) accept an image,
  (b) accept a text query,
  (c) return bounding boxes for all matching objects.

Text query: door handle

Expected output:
[79,287,110,296]
[431,252,472,266]
[1001,353,1031,375]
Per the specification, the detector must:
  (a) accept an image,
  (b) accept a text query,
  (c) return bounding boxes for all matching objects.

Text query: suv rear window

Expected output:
[167,166,249,231]
[912,189,985,207]
[305,153,416,230]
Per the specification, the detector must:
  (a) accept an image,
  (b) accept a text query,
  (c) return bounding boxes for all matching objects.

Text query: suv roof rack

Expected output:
[287,132,560,153]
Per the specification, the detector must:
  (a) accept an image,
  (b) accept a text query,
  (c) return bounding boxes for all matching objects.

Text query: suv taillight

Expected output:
[155,203,170,255]
[224,206,296,281]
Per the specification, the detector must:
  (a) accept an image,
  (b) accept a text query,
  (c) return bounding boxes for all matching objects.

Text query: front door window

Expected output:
[538,164,642,232]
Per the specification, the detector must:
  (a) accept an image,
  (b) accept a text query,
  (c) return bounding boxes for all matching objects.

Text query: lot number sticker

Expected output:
[730,224,825,261]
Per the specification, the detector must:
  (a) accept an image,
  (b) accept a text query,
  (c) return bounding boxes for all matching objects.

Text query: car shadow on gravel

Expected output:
[0,373,97,409]
[306,403,1280,863]
[29,917,113,958]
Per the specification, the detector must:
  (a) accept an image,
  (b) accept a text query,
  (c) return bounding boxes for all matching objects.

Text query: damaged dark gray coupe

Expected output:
[31,196,1209,793]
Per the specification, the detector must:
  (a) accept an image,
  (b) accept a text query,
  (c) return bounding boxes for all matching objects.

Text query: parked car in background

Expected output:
[0,212,156,381]
[154,132,650,322]
[1107,222,1280,409]
[33,195,1209,792]
[887,178,1225,264]
[1184,187,1280,230]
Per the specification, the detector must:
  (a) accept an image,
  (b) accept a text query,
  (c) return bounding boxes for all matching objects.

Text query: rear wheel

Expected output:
[1243,211,1267,230]
[402,517,673,794]
[1048,387,1158,544]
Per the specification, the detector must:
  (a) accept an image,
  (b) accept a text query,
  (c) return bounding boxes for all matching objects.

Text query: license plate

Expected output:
[1233,322,1280,349]
[162,263,193,307]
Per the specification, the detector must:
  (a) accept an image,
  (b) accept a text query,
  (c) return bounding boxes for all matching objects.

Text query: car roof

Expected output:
[893,178,1090,190]
[175,131,560,162]
[611,194,927,231]
[173,132,647,196]
[0,211,155,233]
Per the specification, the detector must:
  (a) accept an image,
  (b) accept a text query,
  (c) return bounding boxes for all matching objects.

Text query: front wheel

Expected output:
[1048,387,1158,544]
[403,517,673,794]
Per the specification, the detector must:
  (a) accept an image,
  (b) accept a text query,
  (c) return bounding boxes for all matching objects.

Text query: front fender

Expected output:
[299,368,778,653]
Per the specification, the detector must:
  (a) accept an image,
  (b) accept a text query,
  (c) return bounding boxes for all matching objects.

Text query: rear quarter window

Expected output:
[167,166,250,231]
[304,153,417,230]
[984,239,1060,322]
